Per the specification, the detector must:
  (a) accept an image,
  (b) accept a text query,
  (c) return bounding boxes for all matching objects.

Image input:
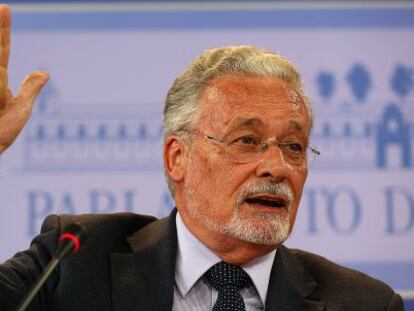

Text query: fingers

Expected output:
[0,5,10,111]
[16,71,49,114]
[0,4,11,69]
[0,66,7,110]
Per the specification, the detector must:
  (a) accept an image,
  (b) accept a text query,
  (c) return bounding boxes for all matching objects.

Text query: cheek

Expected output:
[202,163,244,217]
[195,147,234,188]
[293,165,308,193]
[188,149,226,196]
[289,168,308,218]
[207,165,239,203]
[188,147,253,211]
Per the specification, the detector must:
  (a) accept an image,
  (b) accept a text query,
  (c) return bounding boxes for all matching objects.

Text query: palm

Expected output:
[0,4,48,155]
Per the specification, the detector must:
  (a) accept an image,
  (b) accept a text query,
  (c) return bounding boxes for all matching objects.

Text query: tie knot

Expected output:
[206,262,252,290]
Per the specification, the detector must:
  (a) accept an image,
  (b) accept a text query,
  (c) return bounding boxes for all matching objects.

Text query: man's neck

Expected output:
[177,209,278,266]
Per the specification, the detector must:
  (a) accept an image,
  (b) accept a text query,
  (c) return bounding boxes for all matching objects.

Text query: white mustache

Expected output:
[236,182,294,208]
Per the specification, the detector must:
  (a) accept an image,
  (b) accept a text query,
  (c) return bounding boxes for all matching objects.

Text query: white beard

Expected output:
[222,207,291,245]
[183,176,293,246]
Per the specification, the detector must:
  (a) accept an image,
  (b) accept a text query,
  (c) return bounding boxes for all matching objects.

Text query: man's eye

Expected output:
[285,142,304,153]
[233,136,258,145]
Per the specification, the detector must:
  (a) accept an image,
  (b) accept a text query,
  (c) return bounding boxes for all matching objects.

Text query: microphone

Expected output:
[16,223,86,311]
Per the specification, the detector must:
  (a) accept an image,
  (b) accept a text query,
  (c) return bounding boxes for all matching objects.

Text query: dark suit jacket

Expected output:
[0,211,404,310]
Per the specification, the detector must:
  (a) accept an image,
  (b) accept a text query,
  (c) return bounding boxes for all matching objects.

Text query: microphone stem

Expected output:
[15,257,59,311]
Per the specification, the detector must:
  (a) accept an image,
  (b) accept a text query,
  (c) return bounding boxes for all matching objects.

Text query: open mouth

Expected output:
[244,196,287,209]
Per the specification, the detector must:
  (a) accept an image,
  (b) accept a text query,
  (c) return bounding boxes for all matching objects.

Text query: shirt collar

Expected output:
[175,212,277,305]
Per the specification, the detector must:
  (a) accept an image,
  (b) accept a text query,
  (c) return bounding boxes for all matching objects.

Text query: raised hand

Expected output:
[0,4,48,155]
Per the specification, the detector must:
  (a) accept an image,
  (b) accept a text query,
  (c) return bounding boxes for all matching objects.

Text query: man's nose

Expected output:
[255,143,289,180]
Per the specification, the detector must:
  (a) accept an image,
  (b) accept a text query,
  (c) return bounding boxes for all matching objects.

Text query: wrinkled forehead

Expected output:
[196,75,310,134]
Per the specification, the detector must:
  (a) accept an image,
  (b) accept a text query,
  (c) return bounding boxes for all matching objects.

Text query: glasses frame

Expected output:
[180,129,320,165]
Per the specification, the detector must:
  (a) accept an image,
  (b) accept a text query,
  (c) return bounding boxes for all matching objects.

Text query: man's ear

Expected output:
[163,135,187,183]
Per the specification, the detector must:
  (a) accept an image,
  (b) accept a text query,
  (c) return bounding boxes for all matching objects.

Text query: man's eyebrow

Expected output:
[226,117,305,133]
[228,117,265,129]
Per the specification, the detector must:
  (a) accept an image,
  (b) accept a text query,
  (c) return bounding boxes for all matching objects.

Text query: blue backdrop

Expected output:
[0,1,413,308]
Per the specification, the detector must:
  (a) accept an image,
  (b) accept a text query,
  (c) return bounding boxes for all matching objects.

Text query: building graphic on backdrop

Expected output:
[314,63,413,170]
[24,63,413,173]
[25,77,164,172]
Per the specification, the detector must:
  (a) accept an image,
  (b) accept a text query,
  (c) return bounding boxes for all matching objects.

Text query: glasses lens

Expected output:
[226,138,320,166]
[226,142,259,163]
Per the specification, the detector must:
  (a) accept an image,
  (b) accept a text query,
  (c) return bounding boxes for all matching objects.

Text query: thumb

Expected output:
[0,71,48,155]
[16,70,49,114]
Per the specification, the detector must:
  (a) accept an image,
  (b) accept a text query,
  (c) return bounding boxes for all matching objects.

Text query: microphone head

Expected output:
[56,222,86,259]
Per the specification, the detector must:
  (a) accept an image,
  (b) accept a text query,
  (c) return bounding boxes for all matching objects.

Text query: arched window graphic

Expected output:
[377,104,412,168]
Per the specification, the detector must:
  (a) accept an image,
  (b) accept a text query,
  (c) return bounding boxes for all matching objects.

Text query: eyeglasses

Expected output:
[181,129,320,166]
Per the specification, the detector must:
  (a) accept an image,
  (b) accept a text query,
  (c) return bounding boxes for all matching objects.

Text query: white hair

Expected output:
[163,45,312,194]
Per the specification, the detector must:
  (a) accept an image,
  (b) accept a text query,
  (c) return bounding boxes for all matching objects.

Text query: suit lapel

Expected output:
[109,211,326,311]
[111,211,177,311]
[265,246,326,311]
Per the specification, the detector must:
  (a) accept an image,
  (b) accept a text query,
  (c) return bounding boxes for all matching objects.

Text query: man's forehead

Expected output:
[198,75,310,132]
[203,75,305,110]
[206,74,288,95]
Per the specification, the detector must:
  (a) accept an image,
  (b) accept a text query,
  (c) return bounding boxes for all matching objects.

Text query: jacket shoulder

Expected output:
[40,212,158,253]
[0,213,158,310]
[41,212,157,236]
[288,248,403,309]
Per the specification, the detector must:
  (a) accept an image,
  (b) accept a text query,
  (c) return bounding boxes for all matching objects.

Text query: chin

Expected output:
[223,213,291,246]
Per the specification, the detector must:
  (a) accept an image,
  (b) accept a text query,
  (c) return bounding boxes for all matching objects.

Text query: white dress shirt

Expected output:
[173,213,276,311]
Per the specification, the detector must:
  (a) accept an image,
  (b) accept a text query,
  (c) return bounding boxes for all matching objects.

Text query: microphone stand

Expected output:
[15,256,60,311]
[15,224,84,311]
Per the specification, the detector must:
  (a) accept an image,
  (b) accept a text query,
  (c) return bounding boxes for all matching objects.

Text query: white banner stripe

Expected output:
[9,1,414,13]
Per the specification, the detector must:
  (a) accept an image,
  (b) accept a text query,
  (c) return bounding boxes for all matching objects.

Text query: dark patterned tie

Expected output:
[205,261,252,311]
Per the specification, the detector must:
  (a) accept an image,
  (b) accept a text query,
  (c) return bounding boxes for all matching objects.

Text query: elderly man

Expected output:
[0,5,404,311]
